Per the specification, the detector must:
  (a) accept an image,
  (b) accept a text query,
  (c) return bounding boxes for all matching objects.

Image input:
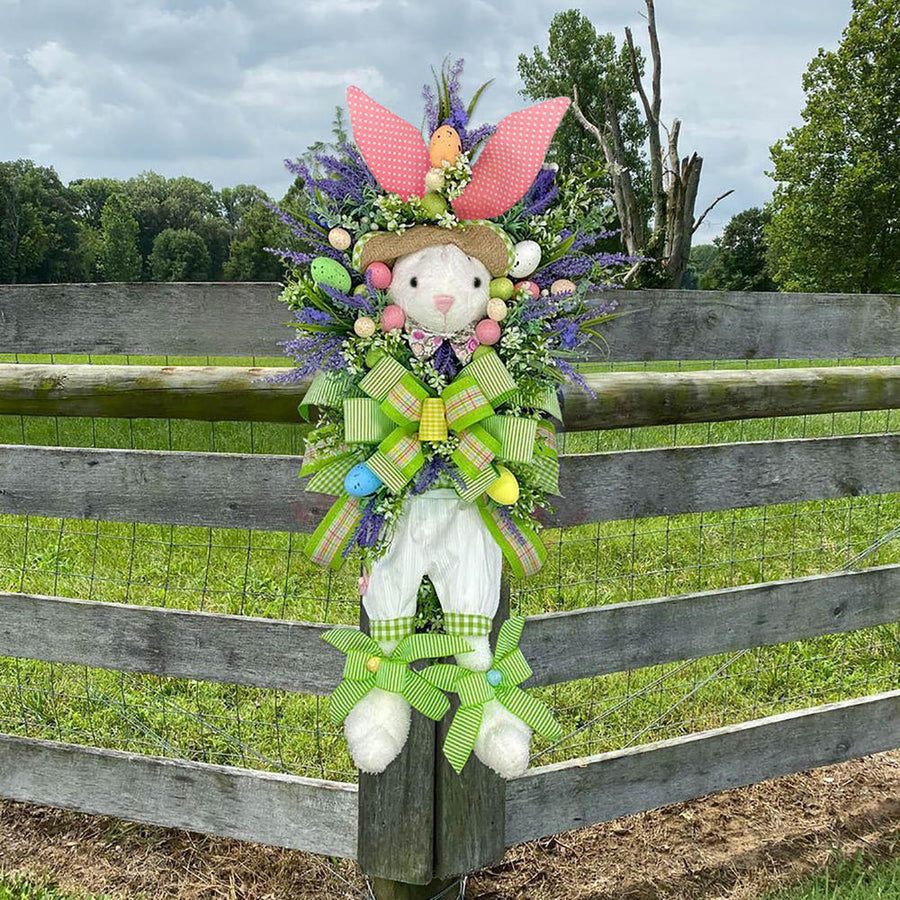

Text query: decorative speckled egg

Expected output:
[380,304,406,331]
[366,262,392,290]
[486,466,520,506]
[424,167,446,192]
[515,280,540,300]
[486,298,508,322]
[353,316,376,338]
[490,277,514,300]
[475,318,501,345]
[551,279,577,296]
[311,256,351,293]
[420,192,448,218]
[509,240,542,278]
[344,462,383,497]
[428,125,462,167]
[328,227,351,251]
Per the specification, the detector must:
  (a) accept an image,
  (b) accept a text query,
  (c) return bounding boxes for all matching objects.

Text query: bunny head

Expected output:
[388,244,490,335]
[346,85,570,302]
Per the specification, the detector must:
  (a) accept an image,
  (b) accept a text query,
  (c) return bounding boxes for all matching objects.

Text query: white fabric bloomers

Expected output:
[364,488,502,646]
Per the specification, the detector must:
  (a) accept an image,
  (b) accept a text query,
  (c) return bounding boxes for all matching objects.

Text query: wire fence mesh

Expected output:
[1,350,898,786]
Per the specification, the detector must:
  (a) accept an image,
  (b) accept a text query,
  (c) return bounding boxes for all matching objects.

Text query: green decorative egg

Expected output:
[420,192,449,219]
[311,256,351,293]
[490,277,514,301]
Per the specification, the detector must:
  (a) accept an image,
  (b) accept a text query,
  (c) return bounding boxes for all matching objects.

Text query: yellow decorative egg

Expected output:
[328,227,351,251]
[420,192,448,218]
[486,466,520,506]
[486,298,508,322]
[354,316,376,338]
[429,126,462,167]
[366,656,381,673]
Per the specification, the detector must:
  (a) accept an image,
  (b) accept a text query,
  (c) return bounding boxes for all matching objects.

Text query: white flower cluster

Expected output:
[440,153,473,201]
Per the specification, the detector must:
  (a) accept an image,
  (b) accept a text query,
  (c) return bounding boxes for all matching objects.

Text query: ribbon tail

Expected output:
[403,671,451,721]
[442,703,485,774]
[498,686,563,742]
[328,678,373,725]
[478,504,548,577]
[305,494,364,570]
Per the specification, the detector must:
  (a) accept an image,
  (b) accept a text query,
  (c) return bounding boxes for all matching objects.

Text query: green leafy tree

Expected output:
[700,208,776,292]
[680,243,719,289]
[766,0,900,293]
[222,186,288,281]
[69,177,123,229]
[149,228,211,281]
[0,159,80,283]
[100,193,142,281]
[517,10,649,207]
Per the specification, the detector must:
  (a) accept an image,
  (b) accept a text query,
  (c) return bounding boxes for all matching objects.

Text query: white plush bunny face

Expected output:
[388,244,491,335]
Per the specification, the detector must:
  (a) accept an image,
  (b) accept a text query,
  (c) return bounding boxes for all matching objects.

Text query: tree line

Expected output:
[1,0,896,293]
[0,164,290,284]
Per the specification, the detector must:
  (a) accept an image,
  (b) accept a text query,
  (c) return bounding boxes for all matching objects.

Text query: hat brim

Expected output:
[353,223,514,278]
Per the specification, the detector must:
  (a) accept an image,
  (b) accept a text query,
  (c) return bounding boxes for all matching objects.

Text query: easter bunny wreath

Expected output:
[268,61,634,778]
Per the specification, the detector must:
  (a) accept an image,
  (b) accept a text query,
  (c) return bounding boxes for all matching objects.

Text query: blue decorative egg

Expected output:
[344,463,382,497]
[486,669,503,687]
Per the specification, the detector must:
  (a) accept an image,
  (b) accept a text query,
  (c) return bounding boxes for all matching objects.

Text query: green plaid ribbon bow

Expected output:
[422,617,563,773]
[323,628,473,724]
[352,348,539,500]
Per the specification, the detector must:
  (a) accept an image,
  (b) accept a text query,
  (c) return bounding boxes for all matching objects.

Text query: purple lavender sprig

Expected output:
[343,503,387,557]
[269,332,345,382]
[319,283,374,315]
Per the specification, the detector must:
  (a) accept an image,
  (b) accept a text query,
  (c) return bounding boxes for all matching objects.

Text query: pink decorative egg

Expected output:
[380,304,406,331]
[366,262,392,290]
[515,280,540,300]
[475,318,501,346]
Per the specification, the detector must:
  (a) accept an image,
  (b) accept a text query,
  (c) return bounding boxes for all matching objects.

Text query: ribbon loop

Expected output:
[427,616,563,773]
[322,627,472,726]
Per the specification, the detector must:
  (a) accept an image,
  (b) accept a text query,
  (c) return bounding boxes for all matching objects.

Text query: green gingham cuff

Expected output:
[444,612,493,637]
[370,617,416,643]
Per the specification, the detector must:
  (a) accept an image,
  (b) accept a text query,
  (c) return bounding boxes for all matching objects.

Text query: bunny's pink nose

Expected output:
[433,294,455,314]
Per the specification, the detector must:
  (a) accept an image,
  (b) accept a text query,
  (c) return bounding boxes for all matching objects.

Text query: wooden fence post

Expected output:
[357,584,510,896]
[432,582,509,878]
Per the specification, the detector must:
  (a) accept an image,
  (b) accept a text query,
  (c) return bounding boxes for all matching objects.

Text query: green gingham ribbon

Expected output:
[322,628,473,724]
[304,449,365,495]
[422,617,563,773]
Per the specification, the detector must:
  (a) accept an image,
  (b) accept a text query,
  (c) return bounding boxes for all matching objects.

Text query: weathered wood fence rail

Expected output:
[0,284,898,896]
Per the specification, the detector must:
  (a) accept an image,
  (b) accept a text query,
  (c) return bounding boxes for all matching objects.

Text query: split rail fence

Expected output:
[0,284,899,897]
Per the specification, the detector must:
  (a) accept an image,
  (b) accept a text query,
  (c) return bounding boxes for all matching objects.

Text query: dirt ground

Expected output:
[1,751,899,900]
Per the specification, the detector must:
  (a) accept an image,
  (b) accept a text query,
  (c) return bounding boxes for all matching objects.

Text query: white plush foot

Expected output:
[473,698,532,778]
[454,634,493,672]
[343,687,411,774]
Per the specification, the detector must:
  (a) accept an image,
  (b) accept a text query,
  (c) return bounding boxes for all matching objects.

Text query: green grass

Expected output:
[0,873,112,900]
[765,848,900,898]
[0,354,898,781]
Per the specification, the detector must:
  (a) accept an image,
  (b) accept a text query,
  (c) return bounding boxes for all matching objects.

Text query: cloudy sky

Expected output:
[0,0,852,240]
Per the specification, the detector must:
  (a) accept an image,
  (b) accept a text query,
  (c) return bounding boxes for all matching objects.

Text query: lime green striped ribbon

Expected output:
[482,414,539,463]
[323,628,473,725]
[344,397,394,443]
[422,617,562,774]
[299,371,356,420]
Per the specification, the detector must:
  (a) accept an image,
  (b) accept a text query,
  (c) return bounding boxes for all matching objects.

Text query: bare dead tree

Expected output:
[570,0,733,286]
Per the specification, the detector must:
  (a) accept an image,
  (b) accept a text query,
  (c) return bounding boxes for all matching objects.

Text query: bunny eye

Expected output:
[473,277,482,288]
[410,277,418,288]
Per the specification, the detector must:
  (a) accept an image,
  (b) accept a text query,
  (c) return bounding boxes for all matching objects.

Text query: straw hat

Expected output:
[352,221,515,278]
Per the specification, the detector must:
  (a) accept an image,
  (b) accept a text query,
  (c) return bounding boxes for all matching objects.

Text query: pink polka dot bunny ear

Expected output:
[346,86,430,202]
[347,86,570,219]
[453,97,571,220]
